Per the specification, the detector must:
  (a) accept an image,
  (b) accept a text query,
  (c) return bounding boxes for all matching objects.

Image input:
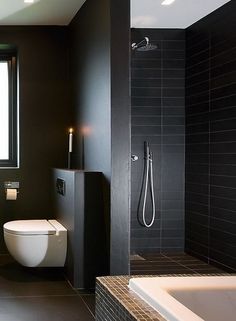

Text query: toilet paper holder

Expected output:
[4,181,20,194]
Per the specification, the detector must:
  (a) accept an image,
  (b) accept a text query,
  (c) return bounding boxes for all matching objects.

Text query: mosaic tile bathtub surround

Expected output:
[96,273,229,321]
[96,275,166,321]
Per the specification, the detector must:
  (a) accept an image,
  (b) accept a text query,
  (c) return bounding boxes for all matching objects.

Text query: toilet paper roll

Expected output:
[6,189,17,201]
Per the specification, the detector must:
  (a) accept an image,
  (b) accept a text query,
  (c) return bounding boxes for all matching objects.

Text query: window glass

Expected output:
[0,61,9,159]
[0,52,18,168]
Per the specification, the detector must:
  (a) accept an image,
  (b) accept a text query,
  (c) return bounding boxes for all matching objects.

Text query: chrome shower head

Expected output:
[137,43,158,51]
[131,37,157,51]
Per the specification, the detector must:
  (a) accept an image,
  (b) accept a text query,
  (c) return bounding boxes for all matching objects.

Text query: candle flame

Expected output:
[69,127,73,134]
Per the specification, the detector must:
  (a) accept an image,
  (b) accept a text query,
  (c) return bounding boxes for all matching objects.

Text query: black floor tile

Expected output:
[0,295,94,321]
[0,262,76,297]
[80,295,95,317]
[132,269,196,275]
[192,266,223,273]
[131,261,180,267]
[0,256,95,320]
[130,252,225,275]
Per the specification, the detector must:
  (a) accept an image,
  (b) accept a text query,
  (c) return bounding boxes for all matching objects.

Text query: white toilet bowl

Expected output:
[3,219,67,267]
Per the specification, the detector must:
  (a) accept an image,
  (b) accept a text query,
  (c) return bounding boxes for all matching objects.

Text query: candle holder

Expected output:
[68,152,72,169]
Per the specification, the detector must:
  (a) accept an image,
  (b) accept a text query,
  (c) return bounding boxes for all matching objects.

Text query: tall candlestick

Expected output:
[68,127,73,169]
[69,128,73,153]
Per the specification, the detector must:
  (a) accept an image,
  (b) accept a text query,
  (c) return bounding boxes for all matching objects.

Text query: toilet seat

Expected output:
[4,220,56,235]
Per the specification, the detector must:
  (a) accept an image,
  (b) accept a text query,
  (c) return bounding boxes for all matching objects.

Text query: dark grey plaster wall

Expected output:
[69,0,130,275]
[0,27,71,253]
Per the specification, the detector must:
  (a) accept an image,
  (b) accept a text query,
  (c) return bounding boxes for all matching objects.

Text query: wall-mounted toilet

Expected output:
[3,219,67,267]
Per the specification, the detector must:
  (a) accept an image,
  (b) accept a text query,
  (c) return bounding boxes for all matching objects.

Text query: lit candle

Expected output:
[69,128,73,153]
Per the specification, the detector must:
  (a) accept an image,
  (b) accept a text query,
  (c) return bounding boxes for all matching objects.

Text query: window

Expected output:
[0,51,18,167]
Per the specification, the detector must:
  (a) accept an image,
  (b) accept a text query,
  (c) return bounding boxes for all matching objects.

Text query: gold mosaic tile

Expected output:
[96,272,229,321]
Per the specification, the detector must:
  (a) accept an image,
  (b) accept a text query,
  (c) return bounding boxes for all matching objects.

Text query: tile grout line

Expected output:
[78,294,95,319]
[0,293,79,299]
[161,253,198,273]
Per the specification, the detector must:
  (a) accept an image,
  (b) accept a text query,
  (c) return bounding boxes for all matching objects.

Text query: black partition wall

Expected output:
[69,0,130,275]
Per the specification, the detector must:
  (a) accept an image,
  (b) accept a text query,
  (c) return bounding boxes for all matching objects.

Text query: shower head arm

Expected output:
[131,37,149,50]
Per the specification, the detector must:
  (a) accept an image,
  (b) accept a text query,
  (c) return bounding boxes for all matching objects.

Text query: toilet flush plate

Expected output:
[56,178,65,196]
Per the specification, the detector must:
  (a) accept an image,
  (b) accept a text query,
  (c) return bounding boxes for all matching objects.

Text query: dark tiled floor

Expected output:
[0,255,95,321]
[0,252,223,320]
[131,252,224,275]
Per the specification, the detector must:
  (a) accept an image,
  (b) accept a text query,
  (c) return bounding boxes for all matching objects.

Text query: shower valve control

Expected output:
[131,155,139,162]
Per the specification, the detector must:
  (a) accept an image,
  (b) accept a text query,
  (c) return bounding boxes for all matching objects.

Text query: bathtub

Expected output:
[129,276,236,321]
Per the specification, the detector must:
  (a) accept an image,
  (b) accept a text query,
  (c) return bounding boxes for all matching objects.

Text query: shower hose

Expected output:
[141,143,156,228]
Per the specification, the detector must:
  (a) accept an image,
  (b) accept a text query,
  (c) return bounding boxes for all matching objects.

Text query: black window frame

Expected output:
[0,52,18,168]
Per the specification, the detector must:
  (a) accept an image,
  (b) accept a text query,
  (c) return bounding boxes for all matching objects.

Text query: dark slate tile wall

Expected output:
[131,29,185,254]
[185,0,236,272]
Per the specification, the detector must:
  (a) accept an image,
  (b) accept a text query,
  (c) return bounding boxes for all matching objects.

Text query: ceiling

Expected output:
[0,0,86,25]
[0,0,231,27]
[131,0,232,28]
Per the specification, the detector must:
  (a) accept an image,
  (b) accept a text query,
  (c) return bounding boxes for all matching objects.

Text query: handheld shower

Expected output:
[137,141,156,228]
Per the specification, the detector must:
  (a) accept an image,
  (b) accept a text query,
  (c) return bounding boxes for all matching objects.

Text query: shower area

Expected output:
[130,6,236,274]
[130,28,186,272]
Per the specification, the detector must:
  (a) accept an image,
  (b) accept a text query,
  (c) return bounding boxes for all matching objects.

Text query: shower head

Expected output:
[131,37,157,51]
[137,43,158,51]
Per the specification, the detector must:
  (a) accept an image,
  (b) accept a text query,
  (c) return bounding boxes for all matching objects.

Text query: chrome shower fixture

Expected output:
[131,37,157,51]
[137,141,156,228]
[131,155,139,162]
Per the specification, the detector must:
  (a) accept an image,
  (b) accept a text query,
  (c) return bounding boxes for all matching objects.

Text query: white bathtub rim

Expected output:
[129,278,204,321]
[129,276,236,321]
